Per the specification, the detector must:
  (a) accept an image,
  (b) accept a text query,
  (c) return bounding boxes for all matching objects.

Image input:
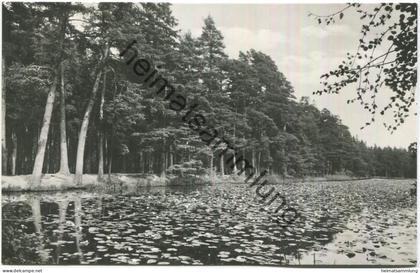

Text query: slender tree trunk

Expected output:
[142,151,146,173]
[58,63,70,175]
[74,70,103,185]
[161,152,166,178]
[104,136,108,172]
[283,157,288,177]
[46,129,51,173]
[2,57,7,175]
[252,148,256,175]
[31,74,59,187]
[220,153,224,175]
[232,155,236,174]
[68,136,74,173]
[210,151,214,184]
[31,11,68,186]
[233,109,237,173]
[16,129,23,174]
[86,140,92,174]
[138,152,142,173]
[232,129,237,173]
[11,131,17,175]
[49,122,56,173]
[98,132,104,179]
[107,147,112,182]
[145,152,149,174]
[242,148,246,175]
[149,151,154,174]
[97,72,107,181]
[106,72,117,182]
[74,42,109,185]
[122,155,126,173]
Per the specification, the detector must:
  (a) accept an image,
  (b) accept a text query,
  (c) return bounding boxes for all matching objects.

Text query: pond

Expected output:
[2,179,416,266]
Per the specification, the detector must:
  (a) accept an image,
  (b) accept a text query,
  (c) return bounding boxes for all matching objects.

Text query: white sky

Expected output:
[172,4,417,148]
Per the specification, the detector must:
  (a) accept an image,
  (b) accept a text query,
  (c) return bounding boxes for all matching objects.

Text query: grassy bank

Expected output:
[2,172,370,192]
[2,173,213,192]
[2,174,98,192]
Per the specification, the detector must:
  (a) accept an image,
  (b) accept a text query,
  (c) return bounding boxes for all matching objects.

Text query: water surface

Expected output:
[2,179,416,265]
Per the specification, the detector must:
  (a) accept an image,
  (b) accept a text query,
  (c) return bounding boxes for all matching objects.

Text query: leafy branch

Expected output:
[311,3,417,132]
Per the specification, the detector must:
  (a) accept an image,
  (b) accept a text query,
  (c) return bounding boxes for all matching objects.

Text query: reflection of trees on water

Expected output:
[2,181,416,265]
[2,192,350,265]
[30,197,42,233]
[74,197,84,263]
[29,196,50,263]
[2,200,40,264]
[2,194,85,264]
[55,200,68,264]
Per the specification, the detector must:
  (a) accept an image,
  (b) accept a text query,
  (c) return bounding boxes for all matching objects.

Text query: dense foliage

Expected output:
[2,3,416,181]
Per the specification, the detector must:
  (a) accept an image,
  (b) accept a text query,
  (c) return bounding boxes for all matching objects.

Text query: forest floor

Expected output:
[1,173,371,192]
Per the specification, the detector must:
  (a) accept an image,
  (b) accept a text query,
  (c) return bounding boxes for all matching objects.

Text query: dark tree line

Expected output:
[1,3,416,185]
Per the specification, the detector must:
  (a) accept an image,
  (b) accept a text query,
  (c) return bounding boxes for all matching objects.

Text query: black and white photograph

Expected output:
[0,1,418,269]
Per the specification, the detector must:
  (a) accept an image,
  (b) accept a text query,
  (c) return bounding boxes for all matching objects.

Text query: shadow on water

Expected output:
[1,179,416,266]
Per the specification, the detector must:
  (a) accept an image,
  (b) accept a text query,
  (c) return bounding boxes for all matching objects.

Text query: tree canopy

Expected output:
[2,3,416,182]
